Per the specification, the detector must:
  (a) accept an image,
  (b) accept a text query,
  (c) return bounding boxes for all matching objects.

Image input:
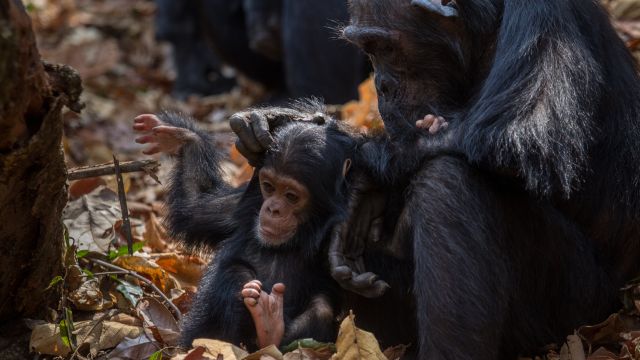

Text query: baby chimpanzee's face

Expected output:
[256,167,310,246]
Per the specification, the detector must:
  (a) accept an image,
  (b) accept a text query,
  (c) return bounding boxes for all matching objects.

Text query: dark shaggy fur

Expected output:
[160,112,359,350]
[334,0,640,358]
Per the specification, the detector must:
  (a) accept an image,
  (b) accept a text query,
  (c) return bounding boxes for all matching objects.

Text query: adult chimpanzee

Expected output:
[230,0,640,358]
[132,110,356,350]
[182,0,370,104]
[154,0,236,98]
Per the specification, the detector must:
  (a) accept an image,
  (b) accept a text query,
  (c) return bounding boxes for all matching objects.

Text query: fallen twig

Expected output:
[88,258,182,322]
[114,155,134,255]
[67,159,161,183]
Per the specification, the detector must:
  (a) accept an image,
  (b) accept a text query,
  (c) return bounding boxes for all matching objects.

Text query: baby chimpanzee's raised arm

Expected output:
[133,113,242,250]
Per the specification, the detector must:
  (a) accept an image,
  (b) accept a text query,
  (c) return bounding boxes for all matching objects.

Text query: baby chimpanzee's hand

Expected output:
[241,280,286,348]
[416,114,449,135]
[133,114,198,155]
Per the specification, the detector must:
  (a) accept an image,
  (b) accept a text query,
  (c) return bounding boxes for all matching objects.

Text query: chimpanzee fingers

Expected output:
[250,112,274,149]
[244,280,263,291]
[416,114,436,130]
[230,114,263,153]
[135,135,155,145]
[351,272,378,286]
[344,274,390,298]
[357,280,391,299]
[429,121,442,135]
[439,117,449,130]
[241,288,261,299]
[134,114,163,132]
[330,265,353,281]
[142,145,161,155]
[243,297,258,307]
[271,283,286,295]
[235,139,261,167]
[368,217,383,243]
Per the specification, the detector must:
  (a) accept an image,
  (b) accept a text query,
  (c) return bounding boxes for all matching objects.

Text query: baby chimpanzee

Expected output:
[133,111,358,350]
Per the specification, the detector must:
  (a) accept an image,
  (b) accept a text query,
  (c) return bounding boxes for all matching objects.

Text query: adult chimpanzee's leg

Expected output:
[407,156,509,359]
[407,155,618,359]
[154,0,235,98]
[282,0,369,104]
[198,0,284,90]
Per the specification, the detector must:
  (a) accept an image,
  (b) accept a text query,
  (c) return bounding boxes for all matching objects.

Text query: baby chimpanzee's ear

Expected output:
[342,159,352,178]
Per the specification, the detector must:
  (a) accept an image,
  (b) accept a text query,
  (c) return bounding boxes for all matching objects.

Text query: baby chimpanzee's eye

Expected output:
[285,192,299,204]
[262,182,275,194]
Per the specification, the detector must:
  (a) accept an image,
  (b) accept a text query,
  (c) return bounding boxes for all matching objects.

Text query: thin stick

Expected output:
[88,258,182,321]
[114,155,134,255]
[68,159,160,183]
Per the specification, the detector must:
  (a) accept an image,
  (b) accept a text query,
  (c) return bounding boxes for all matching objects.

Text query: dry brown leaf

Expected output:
[112,255,178,294]
[68,278,111,311]
[382,344,409,360]
[136,297,180,345]
[331,313,386,360]
[610,0,640,20]
[341,77,383,133]
[108,334,161,359]
[63,186,121,252]
[283,348,335,360]
[156,253,207,286]
[171,286,198,314]
[29,320,144,356]
[109,313,143,327]
[558,335,586,360]
[144,212,169,252]
[192,338,249,360]
[586,347,624,360]
[69,177,106,199]
[244,345,284,360]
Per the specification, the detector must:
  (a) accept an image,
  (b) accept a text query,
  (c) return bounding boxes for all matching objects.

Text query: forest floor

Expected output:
[19,0,640,359]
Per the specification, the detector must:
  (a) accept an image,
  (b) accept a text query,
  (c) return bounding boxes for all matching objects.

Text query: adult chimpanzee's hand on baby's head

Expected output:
[229,106,329,166]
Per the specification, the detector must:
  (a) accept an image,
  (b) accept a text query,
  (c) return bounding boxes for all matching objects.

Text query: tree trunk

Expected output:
[0,0,80,324]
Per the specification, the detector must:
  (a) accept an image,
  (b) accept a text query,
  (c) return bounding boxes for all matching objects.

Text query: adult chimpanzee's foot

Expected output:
[241,280,286,348]
[416,114,449,135]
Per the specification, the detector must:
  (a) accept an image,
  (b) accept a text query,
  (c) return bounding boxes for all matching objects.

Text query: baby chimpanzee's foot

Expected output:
[416,114,449,135]
[241,280,286,348]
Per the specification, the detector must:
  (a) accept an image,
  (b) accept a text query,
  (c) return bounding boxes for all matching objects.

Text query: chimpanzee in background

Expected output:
[157,0,370,104]
[230,0,640,358]
[154,0,236,99]
[132,110,358,350]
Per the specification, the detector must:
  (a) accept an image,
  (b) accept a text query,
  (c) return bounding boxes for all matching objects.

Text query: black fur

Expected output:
[161,113,360,350]
[340,0,640,358]
[161,0,369,103]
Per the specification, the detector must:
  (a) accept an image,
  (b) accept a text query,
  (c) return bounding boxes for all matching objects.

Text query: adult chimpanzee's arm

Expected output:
[458,1,605,197]
[134,112,243,250]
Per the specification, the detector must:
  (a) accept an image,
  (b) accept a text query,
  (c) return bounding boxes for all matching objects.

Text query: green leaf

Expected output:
[59,319,71,348]
[76,250,89,259]
[46,276,63,291]
[108,242,145,260]
[282,338,336,354]
[149,350,163,360]
[82,269,94,278]
[132,241,145,252]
